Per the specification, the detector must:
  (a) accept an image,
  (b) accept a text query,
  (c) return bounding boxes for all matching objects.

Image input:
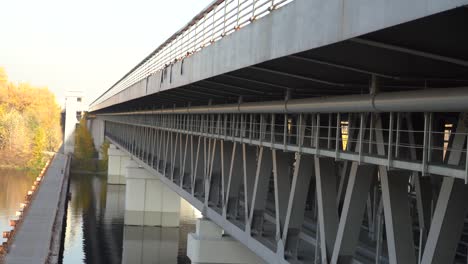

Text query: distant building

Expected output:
[64,91,85,154]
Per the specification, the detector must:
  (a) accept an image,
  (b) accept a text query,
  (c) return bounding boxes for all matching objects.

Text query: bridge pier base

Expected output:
[187,218,265,264]
[108,144,129,185]
[124,160,180,227]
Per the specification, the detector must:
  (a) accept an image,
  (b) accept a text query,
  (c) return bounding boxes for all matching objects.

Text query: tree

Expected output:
[75,116,96,160]
[28,126,47,168]
[98,139,110,171]
[0,67,62,169]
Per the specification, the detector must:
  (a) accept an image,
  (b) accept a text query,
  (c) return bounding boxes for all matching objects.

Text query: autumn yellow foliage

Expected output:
[75,115,96,160]
[0,67,62,169]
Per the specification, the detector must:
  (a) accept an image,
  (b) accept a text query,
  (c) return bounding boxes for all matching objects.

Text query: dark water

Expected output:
[0,169,35,243]
[60,173,201,264]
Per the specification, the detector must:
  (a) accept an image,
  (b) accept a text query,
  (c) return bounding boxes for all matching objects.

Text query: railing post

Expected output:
[271,113,275,148]
[395,112,401,158]
[211,5,216,42]
[358,113,364,164]
[236,0,240,29]
[283,113,288,150]
[223,1,227,36]
[327,113,332,149]
[465,132,468,183]
[422,112,429,176]
[315,113,321,155]
[387,112,394,169]
[335,113,341,160]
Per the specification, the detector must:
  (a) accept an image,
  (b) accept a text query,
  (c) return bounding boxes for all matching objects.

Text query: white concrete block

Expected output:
[108,147,126,156]
[162,185,181,213]
[196,219,222,239]
[126,167,154,180]
[125,178,146,212]
[107,146,128,185]
[145,179,163,212]
[124,165,181,227]
[108,155,121,176]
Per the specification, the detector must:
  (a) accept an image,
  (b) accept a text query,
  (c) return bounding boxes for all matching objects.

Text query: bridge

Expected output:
[88,0,468,263]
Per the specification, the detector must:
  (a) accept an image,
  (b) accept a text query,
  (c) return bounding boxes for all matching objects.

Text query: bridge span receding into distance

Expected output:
[88,0,468,263]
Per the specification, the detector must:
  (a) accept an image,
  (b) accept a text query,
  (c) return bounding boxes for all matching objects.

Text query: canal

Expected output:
[59,172,201,264]
[0,169,35,244]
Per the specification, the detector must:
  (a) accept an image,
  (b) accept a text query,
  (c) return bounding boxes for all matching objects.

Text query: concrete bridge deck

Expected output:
[5,154,70,264]
[90,0,468,112]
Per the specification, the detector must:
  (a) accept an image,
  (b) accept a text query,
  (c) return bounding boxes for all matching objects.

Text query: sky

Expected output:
[0,0,213,107]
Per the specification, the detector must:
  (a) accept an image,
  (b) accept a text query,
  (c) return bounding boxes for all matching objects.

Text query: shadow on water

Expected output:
[59,172,198,264]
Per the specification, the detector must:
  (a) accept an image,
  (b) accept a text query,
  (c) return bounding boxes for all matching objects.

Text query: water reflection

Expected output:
[123,226,178,264]
[61,173,199,264]
[0,169,35,243]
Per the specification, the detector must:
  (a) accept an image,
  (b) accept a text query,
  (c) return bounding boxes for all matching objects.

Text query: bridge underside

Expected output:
[93,7,468,113]
[90,4,468,264]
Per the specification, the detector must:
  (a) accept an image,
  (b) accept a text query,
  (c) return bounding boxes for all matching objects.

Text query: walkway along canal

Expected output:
[3,154,71,264]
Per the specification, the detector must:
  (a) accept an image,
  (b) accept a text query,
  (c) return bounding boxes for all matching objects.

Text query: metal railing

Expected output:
[100,112,468,181]
[91,0,294,107]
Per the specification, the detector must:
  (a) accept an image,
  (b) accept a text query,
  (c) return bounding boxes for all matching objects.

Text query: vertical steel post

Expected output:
[316,114,321,155]
[427,113,434,164]
[283,113,287,150]
[335,113,341,160]
[327,113,332,149]
[465,133,468,184]
[271,113,275,148]
[422,113,429,176]
[395,112,401,158]
[358,113,364,164]
[388,112,394,169]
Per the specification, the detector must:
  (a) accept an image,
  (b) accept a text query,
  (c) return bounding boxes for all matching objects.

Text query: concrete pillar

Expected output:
[187,218,265,264]
[108,144,129,185]
[125,160,180,227]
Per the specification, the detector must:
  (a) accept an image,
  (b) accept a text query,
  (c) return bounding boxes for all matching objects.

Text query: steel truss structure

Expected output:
[101,108,468,263]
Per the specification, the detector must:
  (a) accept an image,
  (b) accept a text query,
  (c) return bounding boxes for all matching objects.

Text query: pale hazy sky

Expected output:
[0,0,213,107]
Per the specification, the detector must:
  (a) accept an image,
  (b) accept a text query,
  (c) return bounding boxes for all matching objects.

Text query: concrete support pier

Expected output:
[187,219,265,264]
[107,144,129,185]
[124,160,180,227]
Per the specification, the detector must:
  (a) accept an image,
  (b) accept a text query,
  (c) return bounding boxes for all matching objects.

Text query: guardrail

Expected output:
[101,111,468,181]
[91,0,294,107]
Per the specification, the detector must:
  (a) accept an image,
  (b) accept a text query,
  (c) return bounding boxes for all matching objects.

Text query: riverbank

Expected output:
[0,165,40,171]
[0,153,54,172]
